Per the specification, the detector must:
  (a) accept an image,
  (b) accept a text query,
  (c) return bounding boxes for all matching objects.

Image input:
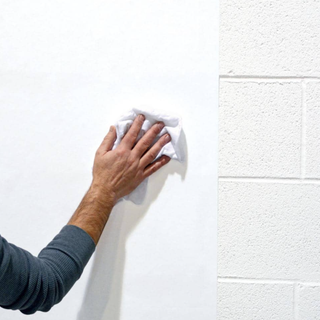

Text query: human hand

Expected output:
[91,114,171,204]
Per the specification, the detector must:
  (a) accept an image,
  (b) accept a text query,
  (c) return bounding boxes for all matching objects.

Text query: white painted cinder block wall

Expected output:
[219,0,320,319]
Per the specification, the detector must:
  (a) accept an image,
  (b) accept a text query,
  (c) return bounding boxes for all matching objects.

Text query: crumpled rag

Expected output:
[113,106,184,204]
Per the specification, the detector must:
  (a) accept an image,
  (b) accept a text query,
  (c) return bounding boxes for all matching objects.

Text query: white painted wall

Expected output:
[0,1,218,319]
[219,0,320,318]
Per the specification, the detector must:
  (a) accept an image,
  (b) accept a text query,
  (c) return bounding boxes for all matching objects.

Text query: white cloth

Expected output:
[113,106,184,204]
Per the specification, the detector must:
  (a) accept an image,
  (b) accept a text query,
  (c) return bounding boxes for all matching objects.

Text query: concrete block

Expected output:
[306,81,320,178]
[218,281,294,319]
[298,285,320,320]
[219,81,301,177]
[219,181,320,281]
[220,0,320,76]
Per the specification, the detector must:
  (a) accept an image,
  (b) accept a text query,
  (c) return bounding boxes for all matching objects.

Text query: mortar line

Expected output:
[220,75,320,81]
[294,282,299,320]
[220,77,301,83]
[218,277,320,287]
[301,80,307,180]
[218,277,295,285]
[219,177,320,184]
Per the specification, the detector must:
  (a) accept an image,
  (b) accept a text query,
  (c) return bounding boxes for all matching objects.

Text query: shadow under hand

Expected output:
[77,129,188,320]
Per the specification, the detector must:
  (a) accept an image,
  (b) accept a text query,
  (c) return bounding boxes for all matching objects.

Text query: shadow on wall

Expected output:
[77,130,188,320]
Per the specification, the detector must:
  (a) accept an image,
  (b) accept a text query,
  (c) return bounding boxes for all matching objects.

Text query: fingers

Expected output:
[143,155,171,178]
[98,126,117,152]
[120,114,145,149]
[139,133,171,168]
[133,121,165,157]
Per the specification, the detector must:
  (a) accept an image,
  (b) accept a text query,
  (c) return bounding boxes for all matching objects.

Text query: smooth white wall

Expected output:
[0,1,218,319]
[219,0,320,318]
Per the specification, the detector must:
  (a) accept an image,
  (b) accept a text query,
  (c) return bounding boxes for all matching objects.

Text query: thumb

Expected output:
[99,126,117,152]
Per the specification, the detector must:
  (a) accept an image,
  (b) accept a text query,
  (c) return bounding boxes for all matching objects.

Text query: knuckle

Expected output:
[148,151,156,160]
[147,165,158,176]
[131,129,139,139]
[115,147,126,157]
[127,156,136,166]
[104,132,112,141]
[127,133,138,145]
[152,125,160,134]
[161,134,169,144]
[153,125,163,135]
[140,139,150,149]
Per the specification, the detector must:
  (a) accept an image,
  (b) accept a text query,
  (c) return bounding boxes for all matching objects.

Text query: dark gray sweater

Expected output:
[0,225,96,315]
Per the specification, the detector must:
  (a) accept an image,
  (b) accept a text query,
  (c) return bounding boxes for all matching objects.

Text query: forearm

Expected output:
[0,225,95,314]
[67,183,115,245]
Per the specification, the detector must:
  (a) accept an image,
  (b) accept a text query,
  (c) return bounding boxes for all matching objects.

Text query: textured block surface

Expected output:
[306,81,320,178]
[298,285,320,320]
[219,81,301,177]
[218,282,294,319]
[220,0,320,76]
[219,181,320,281]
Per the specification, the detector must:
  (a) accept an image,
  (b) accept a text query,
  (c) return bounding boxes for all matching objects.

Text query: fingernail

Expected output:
[139,114,145,121]
[165,134,171,141]
[158,122,165,130]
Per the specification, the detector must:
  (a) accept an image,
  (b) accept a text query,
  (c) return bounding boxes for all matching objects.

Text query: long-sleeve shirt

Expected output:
[0,225,96,315]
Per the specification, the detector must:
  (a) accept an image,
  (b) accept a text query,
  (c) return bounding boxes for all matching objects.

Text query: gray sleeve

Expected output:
[0,224,96,315]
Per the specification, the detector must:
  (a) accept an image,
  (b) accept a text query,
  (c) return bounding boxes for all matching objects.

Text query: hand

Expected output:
[91,114,171,204]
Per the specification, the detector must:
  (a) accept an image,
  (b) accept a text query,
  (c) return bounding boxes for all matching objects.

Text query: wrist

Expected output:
[67,182,115,245]
[89,181,117,207]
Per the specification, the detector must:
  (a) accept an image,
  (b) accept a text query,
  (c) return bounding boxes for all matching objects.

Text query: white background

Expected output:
[0,1,218,319]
